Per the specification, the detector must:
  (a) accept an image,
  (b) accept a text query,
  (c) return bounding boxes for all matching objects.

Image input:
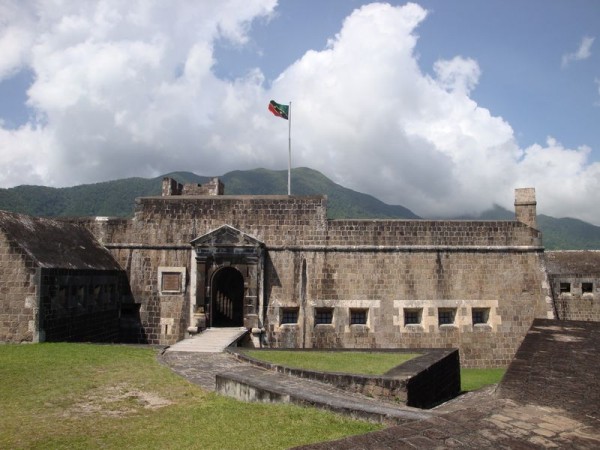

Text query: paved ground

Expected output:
[159,319,600,449]
[159,352,243,391]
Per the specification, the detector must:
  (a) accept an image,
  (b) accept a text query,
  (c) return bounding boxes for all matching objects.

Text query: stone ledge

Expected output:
[215,365,434,425]
[228,347,460,408]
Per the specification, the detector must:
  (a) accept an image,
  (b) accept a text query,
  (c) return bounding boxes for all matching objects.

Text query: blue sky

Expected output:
[0,1,599,224]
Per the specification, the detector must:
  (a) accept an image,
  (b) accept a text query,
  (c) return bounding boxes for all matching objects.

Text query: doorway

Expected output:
[211,267,244,327]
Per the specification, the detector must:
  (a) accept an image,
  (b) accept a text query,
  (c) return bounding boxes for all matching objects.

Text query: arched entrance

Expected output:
[192,225,265,331]
[211,267,244,327]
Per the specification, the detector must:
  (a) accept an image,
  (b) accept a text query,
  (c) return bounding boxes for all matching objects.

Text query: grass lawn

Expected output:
[0,343,381,450]
[461,367,506,392]
[241,350,420,375]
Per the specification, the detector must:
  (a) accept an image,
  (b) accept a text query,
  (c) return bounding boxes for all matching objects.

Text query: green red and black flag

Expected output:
[268,100,289,120]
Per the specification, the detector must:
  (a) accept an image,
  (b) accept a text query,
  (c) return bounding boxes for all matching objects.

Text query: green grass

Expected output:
[241,350,420,375]
[461,368,506,392]
[0,343,381,449]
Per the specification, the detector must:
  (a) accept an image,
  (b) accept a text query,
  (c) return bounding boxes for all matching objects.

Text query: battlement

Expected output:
[162,177,224,196]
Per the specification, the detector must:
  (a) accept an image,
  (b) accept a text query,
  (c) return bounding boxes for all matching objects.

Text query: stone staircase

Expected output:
[165,327,248,353]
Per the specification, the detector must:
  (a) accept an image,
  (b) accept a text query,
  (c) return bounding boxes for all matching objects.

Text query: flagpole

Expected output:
[288,101,292,196]
[288,101,292,195]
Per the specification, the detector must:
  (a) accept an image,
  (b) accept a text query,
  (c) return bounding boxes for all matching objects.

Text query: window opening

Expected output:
[582,282,593,293]
[404,309,422,325]
[315,307,333,325]
[559,282,571,294]
[472,307,490,325]
[281,308,299,325]
[438,308,456,326]
[350,309,367,325]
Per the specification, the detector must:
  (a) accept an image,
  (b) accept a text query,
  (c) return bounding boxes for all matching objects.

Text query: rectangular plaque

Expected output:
[162,272,181,292]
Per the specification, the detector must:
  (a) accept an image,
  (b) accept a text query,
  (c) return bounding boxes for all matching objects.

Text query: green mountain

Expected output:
[220,168,419,219]
[537,215,600,250]
[0,176,163,217]
[1,167,598,249]
[0,167,418,220]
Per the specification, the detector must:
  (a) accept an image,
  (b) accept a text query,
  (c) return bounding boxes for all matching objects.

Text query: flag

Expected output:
[268,100,289,120]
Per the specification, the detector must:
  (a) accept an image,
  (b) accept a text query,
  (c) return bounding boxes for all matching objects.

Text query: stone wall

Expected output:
[109,247,190,345]
[266,248,550,367]
[0,232,37,342]
[326,219,541,247]
[544,251,600,322]
[551,278,600,321]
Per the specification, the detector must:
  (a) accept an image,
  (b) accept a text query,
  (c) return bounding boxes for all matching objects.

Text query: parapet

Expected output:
[162,177,224,196]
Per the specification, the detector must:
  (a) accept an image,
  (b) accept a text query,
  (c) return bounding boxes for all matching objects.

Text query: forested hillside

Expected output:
[1,167,599,249]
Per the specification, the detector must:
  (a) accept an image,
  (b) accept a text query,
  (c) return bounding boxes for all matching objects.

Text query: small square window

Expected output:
[404,309,422,325]
[281,308,299,325]
[350,309,367,325]
[560,282,571,293]
[472,308,490,325]
[315,307,333,325]
[438,308,456,326]
[582,282,593,293]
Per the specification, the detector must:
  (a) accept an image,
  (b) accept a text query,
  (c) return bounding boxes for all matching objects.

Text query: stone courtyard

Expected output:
[161,319,600,449]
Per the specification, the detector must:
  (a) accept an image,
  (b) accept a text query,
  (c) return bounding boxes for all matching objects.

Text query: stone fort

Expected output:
[1,177,598,367]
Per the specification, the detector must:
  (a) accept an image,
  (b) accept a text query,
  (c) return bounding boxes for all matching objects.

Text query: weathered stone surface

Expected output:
[545,251,600,322]
[0,210,129,343]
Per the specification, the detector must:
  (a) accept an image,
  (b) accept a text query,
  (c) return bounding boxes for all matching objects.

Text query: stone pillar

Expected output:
[515,188,537,229]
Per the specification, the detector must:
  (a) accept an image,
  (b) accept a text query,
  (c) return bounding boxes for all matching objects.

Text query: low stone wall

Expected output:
[228,348,460,408]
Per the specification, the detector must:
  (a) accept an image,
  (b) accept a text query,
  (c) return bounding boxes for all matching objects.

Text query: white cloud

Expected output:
[562,35,595,67]
[433,56,481,95]
[0,1,599,225]
[0,2,36,80]
[517,138,600,225]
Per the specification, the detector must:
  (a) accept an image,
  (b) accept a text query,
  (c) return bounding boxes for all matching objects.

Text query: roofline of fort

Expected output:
[103,243,544,252]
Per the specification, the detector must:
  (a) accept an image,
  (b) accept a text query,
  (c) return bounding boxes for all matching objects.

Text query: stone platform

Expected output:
[216,365,433,425]
[160,319,600,449]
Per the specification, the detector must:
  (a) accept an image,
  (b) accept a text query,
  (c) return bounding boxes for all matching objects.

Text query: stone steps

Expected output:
[165,327,247,353]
